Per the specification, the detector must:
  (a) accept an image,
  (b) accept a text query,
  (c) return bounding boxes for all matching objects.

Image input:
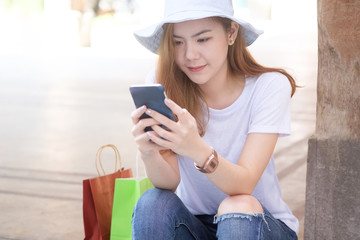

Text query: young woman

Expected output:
[130,0,299,239]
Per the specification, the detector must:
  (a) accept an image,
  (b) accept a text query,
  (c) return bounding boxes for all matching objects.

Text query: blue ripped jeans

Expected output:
[132,188,298,240]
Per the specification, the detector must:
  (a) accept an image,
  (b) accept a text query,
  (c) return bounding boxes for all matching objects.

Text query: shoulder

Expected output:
[252,72,292,96]
[256,72,290,87]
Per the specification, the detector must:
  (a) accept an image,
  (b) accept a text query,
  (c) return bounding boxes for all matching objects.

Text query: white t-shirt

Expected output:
[146,71,299,234]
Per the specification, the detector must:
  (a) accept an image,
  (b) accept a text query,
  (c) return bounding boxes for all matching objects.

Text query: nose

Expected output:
[185,43,199,60]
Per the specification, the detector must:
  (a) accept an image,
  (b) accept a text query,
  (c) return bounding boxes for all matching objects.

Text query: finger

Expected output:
[145,108,177,131]
[130,105,147,124]
[164,98,191,123]
[152,124,175,143]
[139,131,170,150]
[147,131,173,149]
[134,132,151,145]
[131,118,161,137]
[135,131,160,147]
[135,132,167,153]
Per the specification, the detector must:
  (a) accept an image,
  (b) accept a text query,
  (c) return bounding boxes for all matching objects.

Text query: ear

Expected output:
[228,21,239,45]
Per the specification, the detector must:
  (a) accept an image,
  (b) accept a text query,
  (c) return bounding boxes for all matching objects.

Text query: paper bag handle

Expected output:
[95,144,122,176]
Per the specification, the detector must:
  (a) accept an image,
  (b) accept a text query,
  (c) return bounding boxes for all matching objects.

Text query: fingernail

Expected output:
[165,98,171,104]
[146,109,151,115]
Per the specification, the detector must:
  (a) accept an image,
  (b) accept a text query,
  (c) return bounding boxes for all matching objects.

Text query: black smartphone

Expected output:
[129,84,175,131]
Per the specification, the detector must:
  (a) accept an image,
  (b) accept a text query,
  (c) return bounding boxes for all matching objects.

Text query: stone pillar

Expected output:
[304,0,360,239]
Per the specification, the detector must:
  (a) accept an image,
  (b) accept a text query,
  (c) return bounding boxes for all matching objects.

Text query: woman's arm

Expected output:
[145,99,278,195]
[204,133,278,195]
[131,105,180,191]
[141,150,180,192]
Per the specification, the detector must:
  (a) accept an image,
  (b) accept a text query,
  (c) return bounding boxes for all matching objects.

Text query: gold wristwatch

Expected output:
[194,148,219,174]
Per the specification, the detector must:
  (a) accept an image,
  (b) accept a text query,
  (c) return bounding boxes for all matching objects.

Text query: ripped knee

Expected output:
[217,195,263,216]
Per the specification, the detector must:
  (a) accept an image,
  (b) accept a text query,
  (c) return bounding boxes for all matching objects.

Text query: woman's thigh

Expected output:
[131,188,216,240]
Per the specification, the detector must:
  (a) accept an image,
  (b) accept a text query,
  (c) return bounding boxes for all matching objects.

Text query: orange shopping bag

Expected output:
[83,144,133,240]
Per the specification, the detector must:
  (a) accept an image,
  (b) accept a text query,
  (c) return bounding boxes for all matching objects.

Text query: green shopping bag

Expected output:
[110,177,153,240]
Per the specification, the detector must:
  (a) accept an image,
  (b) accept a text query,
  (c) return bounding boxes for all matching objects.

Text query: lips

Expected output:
[188,65,206,72]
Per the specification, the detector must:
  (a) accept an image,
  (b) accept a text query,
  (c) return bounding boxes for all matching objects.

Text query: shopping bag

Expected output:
[110,177,153,240]
[83,144,133,240]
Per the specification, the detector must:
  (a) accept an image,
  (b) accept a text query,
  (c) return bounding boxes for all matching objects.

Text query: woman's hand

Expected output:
[130,104,181,191]
[130,105,169,157]
[144,98,209,161]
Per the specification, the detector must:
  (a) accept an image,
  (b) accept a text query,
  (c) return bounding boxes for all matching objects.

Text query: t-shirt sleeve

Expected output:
[248,72,292,137]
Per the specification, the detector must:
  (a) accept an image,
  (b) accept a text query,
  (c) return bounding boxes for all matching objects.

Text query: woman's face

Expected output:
[173,18,230,87]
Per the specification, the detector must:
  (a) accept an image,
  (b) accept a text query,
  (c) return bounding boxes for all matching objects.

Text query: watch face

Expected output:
[194,149,219,173]
[209,161,217,169]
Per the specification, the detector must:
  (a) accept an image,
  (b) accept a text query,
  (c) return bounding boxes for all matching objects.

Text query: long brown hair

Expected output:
[156,17,298,136]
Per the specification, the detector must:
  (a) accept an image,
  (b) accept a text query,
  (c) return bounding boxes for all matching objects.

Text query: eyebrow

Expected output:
[173,29,212,38]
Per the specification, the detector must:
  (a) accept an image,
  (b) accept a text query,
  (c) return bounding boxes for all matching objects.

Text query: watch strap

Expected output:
[194,148,219,174]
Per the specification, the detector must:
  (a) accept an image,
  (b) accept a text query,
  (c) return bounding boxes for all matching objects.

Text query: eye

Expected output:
[198,38,211,43]
[174,40,183,45]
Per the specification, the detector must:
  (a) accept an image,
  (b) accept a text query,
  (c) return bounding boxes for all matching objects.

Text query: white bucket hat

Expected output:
[134,0,263,54]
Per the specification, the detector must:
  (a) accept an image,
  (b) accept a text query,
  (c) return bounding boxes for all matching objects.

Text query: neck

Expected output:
[200,72,245,110]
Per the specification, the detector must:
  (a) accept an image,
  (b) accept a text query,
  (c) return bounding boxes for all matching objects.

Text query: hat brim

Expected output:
[134,12,263,54]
